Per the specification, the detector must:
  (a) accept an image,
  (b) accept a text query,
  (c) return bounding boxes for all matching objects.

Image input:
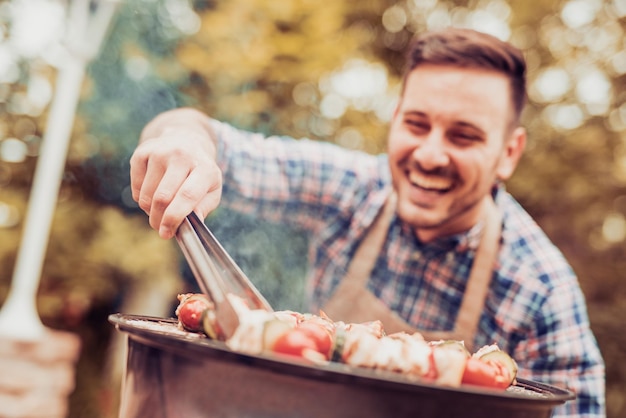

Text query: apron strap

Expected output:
[450,198,501,341]
[343,191,397,286]
[322,192,502,351]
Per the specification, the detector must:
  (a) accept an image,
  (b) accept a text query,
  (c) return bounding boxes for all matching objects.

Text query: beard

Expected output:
[394,184,486,241]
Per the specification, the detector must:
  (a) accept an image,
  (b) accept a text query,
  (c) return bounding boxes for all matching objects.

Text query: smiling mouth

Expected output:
[408,170,454,193]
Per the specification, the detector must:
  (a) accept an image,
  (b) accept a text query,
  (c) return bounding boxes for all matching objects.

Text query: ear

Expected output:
[496,126,526,181]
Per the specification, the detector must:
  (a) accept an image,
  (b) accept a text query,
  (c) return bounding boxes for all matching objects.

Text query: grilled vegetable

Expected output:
[330,325,346,363]
[430,340,471,358]
[264,320,333,361]
[297,322,333,358]
[479,350,518,386]
[262,319,293,351]
[175,293,213,332]
[273,327,320,358]
[202,309,219,340]
[461,357,511,390]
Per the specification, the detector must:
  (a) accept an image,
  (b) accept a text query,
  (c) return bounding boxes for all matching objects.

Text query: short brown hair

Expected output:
[405,28,527,124]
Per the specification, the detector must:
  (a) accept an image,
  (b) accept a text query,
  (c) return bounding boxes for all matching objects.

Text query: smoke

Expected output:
[192,209,309,312]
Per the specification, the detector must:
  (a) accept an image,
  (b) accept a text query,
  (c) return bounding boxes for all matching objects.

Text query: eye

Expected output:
[405,118,430,134]
[449,130,482,144]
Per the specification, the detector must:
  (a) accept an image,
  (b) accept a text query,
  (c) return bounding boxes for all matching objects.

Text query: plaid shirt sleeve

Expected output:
[211,119,386,232]
[513,276,606,417]
[496,195,606,418]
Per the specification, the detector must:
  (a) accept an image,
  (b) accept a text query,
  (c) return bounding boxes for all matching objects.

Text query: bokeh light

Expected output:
[602,212,626,243]
[0,201,20,228]
[531,67,571,103]
[0,137,27,162]
[8,0,65,59]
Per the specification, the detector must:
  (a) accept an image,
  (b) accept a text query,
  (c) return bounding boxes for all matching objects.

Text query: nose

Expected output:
[411,130,450,171]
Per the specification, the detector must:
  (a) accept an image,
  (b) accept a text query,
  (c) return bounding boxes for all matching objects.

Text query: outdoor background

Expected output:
[0,0,624,417]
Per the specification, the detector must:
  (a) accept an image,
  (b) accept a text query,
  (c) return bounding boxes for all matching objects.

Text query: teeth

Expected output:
[408,171,453,191]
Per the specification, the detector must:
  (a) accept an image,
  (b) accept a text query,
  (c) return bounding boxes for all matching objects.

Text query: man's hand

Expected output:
[130,108,223,239]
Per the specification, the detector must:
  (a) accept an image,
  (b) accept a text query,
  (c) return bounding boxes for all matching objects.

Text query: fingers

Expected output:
[130,145,188,222]
[130,140,221,239]
[130,113,221,238]
[147,156,192,235]
[129,146,149,206]
[157,165,222,239]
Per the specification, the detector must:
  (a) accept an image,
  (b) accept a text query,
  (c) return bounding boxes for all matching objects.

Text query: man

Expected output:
[130,28,605,417]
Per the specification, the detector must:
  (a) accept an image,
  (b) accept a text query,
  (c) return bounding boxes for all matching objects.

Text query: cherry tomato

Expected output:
[176,294,212,332]
[461,358,511,390]
[422,349,438,380]
[297,322,333,357]
[272,328,319,357]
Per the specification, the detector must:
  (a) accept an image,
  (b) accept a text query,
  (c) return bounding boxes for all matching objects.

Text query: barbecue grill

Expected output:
[110,314,575,418]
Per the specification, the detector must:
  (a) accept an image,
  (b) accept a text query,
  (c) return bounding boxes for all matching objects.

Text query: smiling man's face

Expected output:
[388,64,526,242]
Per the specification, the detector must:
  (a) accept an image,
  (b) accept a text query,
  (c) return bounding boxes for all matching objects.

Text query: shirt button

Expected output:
[446,252,455,263]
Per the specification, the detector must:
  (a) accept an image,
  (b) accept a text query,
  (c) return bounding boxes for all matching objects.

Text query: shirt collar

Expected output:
[399,183,504,254]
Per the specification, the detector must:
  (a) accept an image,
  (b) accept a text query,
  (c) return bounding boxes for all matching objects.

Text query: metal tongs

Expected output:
[175,212,273,339]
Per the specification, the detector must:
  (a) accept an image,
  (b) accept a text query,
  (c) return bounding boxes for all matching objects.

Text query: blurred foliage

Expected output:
[0,0,625,417]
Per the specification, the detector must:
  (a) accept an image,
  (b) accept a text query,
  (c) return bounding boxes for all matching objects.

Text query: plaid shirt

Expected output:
[213,120,605,417]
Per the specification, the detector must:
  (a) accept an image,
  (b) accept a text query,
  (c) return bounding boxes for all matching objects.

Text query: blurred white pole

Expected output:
[0,0,120,340]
